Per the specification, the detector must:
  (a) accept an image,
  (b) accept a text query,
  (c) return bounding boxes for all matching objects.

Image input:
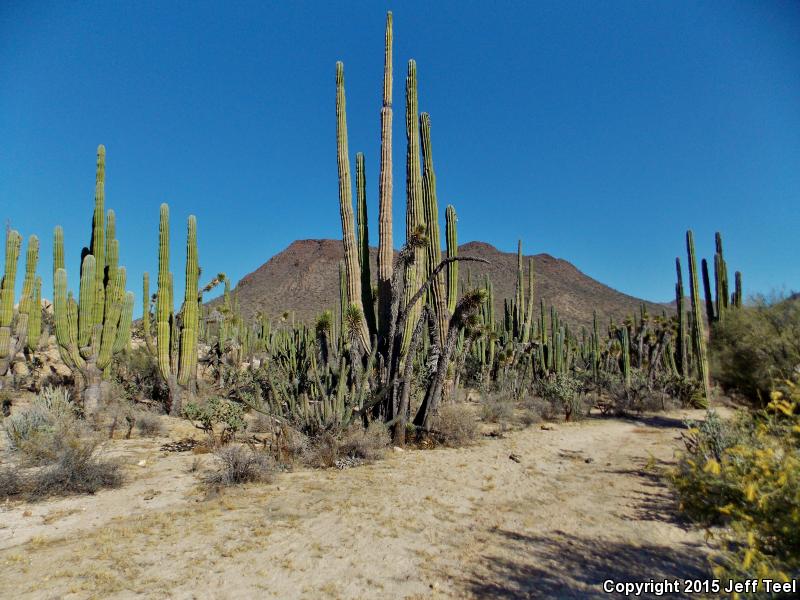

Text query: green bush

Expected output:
[670,384,800,593]
[183,397,245,443]
[710,295,800,405]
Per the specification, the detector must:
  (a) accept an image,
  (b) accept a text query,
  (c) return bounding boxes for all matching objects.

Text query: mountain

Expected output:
[219,239,669,330]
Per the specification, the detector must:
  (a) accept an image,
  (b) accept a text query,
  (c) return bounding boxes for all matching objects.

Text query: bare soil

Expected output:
[0,409,715,599]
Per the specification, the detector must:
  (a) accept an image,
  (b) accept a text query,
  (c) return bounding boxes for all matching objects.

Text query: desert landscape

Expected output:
[2,5,798,600]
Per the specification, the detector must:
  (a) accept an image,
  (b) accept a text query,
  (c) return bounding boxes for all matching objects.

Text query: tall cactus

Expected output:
[52,146,134,413]
[401,59,426,356]
[675,257,687,377]
[686,230,711,407]
[148,204,202,415]
[1,231,40,381]
[521,258,535,344]
[419,112,448,345]
[377,11,394,347]
[335,61,371,353]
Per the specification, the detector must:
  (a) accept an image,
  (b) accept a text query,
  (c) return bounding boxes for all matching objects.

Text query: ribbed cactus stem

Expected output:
[521,258,535,344]
[734,271,743,308]
[515,240,524,338]
[77,254,96,350]
[0,230,22,360]
[90,145,106,328]
[675,257,687,377]
[178,216,199,388]
[445,205,458,314]
[335,61,371,353]
[686,230,711,406]
[355,152,377,336]
[156,203,172,382]
[621,326,631,388]
[701,258,715,324]
[419,112,448,345]
[377,11,394,347]
[401,60,426,355]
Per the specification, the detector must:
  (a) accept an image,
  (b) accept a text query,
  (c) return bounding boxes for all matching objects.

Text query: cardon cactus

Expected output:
[52,146,134,414]
[377,11,394,346]
[685,230,710,407]
[335,61,372,354]
[0,231,41,382]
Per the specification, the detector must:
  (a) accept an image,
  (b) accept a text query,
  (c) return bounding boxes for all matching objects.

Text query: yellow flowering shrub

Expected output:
[670,381,800,595]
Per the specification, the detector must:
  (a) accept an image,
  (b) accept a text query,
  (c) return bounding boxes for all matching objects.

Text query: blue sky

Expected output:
[1,1,798,314]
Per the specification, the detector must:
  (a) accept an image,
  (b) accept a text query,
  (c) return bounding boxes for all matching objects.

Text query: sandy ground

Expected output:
[0,409,717,599]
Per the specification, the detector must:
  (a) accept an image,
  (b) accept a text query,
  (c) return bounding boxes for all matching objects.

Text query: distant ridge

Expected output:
[218,239,669,329]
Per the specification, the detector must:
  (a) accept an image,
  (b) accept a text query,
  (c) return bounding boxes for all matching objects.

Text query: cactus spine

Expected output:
[377,11,394,346]
[686,230,711,407]
[335,61,371,353]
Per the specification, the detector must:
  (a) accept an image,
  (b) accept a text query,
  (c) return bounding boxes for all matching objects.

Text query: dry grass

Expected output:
[429,404,480,447]
[204,444,276,486]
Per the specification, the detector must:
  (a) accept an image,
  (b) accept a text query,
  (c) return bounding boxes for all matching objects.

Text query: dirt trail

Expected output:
[0,409,715,599]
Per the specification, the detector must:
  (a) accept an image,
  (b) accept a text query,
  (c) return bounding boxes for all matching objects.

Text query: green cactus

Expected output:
[52,146,133,413]
[377,11,394,347]
[355,152,377,336]
[445,205,458,314]
[419,112,449,346]
[686,230,711,407]
[1,231,41,381]
[335,61,371,354]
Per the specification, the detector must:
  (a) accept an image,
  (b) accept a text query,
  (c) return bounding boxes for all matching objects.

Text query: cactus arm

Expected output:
[156,204,173,381]
[178,216,199,387]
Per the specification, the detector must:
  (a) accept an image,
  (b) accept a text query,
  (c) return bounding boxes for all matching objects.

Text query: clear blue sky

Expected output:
[2,1,798,315]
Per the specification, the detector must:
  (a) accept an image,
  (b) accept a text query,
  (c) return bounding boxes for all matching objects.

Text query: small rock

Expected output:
[540,424,556,431]
[509,453,522,463]
[392,446,405,452]
[137,459,147,467]
[23,510,32,517]
[584,457,594,464]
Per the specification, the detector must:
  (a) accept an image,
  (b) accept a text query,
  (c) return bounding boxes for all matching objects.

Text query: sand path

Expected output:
[0,409,713,599]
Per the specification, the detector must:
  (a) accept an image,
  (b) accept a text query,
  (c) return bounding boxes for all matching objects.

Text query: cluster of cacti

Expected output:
[331,12,488,441]
[52,146,134,414]
[0,229,41,383]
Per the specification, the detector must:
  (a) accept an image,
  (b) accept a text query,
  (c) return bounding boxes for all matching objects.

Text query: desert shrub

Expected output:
[109,347,169,409]
[4,386,80,462]
[537,373,586,421]
[0,467,21,498]
[183,397,245,443]
[135,411,164,437]
[340,421,390,461]
[710,294,800,405]
[670,384,800,592]
[204,444,275,486]
[27,436,122,499]
[596,370,668,416]
[303,432,341,468]
[480,392,515,423]
[430,404,479,447]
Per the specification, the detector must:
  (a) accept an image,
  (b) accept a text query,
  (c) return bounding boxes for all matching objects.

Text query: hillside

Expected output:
[219,239,668,330]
